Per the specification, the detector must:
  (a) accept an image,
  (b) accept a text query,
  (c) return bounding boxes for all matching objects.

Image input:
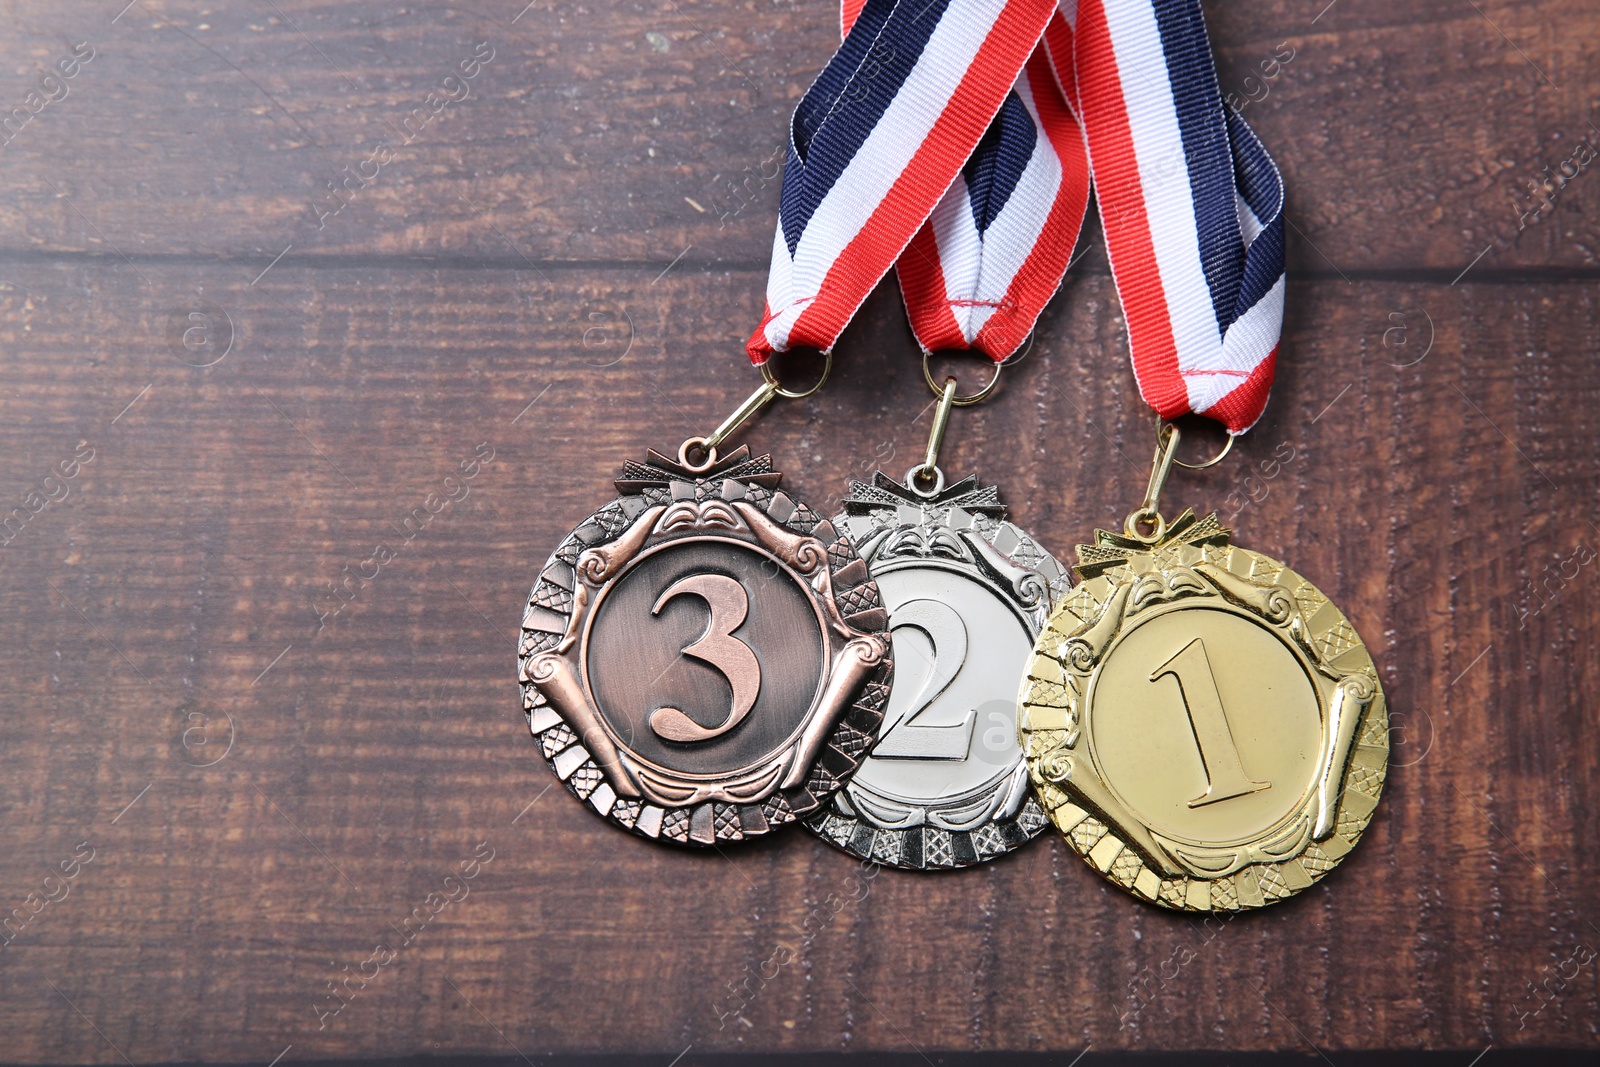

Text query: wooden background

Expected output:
[0,0,1596,1060]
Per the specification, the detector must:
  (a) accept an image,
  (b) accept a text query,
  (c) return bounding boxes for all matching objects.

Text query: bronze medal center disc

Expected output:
[1086,604,1323,847]
[583,538,827,777]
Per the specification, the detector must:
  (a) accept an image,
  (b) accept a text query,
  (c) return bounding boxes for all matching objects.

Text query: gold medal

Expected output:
[1019,422,1387,911]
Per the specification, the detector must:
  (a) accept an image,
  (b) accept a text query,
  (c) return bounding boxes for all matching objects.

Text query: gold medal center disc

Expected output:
[1086,604,1323,846]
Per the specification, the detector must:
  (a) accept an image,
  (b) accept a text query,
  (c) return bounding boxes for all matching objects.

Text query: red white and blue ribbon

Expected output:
[750,0,1286,434]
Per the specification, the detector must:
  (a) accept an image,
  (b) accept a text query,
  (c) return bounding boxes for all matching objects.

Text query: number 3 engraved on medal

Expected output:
[872,599,976,761]
[1151,637,1270,808]
[648,573,762,743]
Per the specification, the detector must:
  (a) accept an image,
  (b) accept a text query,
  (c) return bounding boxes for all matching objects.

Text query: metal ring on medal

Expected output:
[1019,510,1389,911]
[517,446,892,846]
[804,472,1068,869]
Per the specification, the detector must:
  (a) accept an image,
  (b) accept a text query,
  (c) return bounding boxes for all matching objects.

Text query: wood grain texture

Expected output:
[0,0,1596,1061]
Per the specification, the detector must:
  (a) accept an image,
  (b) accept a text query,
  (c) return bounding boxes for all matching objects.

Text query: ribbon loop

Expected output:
[754,0,1288,434]
[749,0,1060,365]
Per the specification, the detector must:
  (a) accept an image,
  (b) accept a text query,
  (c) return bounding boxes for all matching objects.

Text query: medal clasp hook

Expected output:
[680,378,780,472]
[1125,418,1234,542]
[922,350,1002,406]
[908,375,959,497]
[908,353,1002,497]
[680,351,834,472]
[759,349,832,399]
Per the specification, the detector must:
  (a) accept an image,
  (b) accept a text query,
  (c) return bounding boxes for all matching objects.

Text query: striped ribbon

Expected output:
[750,0,1286,433]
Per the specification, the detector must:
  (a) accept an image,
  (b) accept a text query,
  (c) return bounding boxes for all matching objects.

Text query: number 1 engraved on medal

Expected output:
[872,598,976,761]
[648,573,762,743]
[1150,637,1270,808]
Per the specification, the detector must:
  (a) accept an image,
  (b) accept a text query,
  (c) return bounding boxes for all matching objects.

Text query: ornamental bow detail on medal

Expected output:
[845,471,1055,623]
[843,470,1007,519]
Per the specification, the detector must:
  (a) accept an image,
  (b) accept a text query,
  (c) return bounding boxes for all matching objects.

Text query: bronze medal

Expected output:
[519,441,892,846]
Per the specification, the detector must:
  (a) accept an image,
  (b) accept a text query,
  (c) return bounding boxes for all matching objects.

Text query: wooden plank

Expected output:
[0,1,1596,271]
[0,257,1594,1060]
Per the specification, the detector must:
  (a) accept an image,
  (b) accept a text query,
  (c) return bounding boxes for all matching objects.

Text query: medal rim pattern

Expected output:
[1019,510,1389,911]
[518,447,894,847]
[803,470,1068,871]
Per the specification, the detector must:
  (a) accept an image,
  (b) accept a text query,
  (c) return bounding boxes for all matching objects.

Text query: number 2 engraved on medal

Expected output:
[648,574,762,743]
[872,598,976,761]
[1150,637,1270,808]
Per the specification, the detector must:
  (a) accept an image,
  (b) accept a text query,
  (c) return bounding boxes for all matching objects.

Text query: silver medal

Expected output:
[805,469,1069,868]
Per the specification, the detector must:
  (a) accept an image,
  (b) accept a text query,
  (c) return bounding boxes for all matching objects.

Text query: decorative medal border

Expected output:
[1020,511,1389,910]
[518,446,893,846]
[805,471,1068,869]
